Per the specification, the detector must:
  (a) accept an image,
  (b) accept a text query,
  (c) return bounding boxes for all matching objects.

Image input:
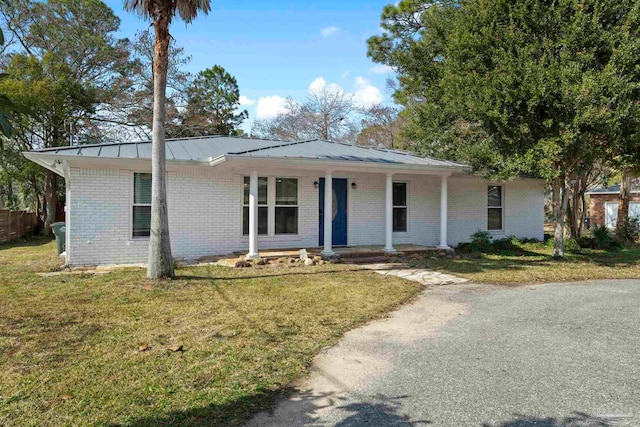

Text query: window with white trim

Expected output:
[393,182,407,232]
[242,176,268,235]
[132,173,151,237]
[487,185,503,230]
[275,178,298,234]
[605,201,640,229]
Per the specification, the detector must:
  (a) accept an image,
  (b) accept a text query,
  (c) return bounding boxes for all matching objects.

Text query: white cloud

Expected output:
[353,76,383,107]
[309,77,327,93]
[256,95,289,119]
[320,26,339,38]
[308,77,346,97]
[341,70,350,79]
[239,95,256,106]
[369,64,394,74]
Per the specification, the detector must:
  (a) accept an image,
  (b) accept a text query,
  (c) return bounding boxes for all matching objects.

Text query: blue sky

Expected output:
[104,0,396,132]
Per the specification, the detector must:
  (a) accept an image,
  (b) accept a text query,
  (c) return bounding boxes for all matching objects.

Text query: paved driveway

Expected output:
[246,279,640,427]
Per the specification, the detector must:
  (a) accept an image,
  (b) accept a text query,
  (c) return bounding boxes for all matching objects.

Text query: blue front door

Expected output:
[319,178,348,246]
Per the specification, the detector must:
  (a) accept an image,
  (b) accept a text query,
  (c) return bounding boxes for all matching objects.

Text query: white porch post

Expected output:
[247,171,259,259]
[384,173,396,253]
[321,171,335,256]
[438,174,451,249]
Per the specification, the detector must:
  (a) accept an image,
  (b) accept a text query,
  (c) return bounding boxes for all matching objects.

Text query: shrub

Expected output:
[492,236,520,251]
[519,237,541,244]
[468,230,492,252]
[565,238,583,254]
[578,225,622,251]
[615,217,640,244]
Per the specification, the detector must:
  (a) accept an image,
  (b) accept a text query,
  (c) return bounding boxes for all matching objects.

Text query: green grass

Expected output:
[0,238,422,426]
[407,240,640,285]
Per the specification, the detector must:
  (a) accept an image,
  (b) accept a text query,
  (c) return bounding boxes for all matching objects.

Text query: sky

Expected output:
[103,0,397,133]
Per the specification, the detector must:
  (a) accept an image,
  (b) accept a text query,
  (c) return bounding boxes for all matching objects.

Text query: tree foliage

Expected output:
[0,0,129,225]
[182,65,248,137]
[118,28,192,140]
[368,0,640,257]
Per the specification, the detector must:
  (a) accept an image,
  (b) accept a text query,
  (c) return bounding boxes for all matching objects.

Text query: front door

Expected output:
[319,178,348,246]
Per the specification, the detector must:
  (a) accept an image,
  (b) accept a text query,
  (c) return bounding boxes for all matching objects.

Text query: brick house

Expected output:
[587,185,640,228]
[24,136,545,267]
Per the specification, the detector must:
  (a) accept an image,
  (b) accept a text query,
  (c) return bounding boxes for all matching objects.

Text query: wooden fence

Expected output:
[0,210,38,244]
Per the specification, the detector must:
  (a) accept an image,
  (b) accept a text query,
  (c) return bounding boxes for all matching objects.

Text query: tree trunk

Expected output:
[551,176,568,259]
[615,168,632,238]
[147,14,174,279]
[43,170,57,235]
[579,192,586,234]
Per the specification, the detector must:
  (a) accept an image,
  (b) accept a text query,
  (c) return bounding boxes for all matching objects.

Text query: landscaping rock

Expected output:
[299,249,309,260]
[304,258,314,266]
[235,260,252,268]
[252,258,267,266]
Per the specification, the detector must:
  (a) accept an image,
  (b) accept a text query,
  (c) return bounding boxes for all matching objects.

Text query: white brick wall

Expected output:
[68,168,317,266]
[67,167,544,266]
[448,176,545,245]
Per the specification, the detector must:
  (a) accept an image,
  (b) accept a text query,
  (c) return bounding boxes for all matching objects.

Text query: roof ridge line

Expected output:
[228,139,315,155]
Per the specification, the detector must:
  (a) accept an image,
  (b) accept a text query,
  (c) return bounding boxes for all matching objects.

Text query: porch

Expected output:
[242,170,453,260]
[232,244,448,262]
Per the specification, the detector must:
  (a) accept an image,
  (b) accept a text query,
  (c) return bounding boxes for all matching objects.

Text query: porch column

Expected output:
[384,173,396,253]
[438,174,451,249]
[321,171,335,256]
[247,171,259,259]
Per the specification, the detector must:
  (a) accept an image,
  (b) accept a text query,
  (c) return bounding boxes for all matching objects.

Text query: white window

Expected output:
[392,182,407,232]
[605,201,640,229]
[488,185,504,231]
[605,202,618,229]
[275,178,298,234]
[631,202,640,221]
[242,176,268,235]
[132,173,151,238]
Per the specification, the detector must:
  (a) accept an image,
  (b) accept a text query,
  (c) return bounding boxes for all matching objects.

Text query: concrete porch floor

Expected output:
[232,244,441,260]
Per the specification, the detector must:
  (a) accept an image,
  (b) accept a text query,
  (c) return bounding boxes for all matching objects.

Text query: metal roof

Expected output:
[230,139,466,167]
[28,135,467,169]
[586,184,640,194]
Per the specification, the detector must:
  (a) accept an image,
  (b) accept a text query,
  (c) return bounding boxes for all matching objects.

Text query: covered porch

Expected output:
[240,170,454,259]
[233,243,446,261]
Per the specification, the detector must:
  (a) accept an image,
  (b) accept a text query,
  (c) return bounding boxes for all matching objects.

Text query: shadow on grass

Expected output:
[0,234,53,250]
[414,245,640,277]
[482,411,634,426]
[175,267,362,282]
[109,390,431,427]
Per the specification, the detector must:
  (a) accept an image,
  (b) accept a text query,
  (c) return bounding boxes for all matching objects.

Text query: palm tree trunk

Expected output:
[615,168,632,238]
[147,14,174,279]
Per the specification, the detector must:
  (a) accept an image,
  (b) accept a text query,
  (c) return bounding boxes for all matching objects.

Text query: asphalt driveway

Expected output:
[246,279,640,427]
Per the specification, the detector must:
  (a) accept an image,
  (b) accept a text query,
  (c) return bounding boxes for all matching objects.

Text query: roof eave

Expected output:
[211,154,469,174]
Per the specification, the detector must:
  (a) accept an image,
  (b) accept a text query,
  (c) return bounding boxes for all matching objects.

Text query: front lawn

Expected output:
[408,240,640,285]
[0,238,422,426]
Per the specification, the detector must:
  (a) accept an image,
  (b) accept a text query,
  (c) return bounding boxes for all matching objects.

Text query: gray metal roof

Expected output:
[587,184,640,194]
[230,139,465,167]
[29,135,467,169]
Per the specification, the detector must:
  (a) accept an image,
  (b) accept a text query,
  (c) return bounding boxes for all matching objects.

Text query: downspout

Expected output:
[62,160,71,267]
